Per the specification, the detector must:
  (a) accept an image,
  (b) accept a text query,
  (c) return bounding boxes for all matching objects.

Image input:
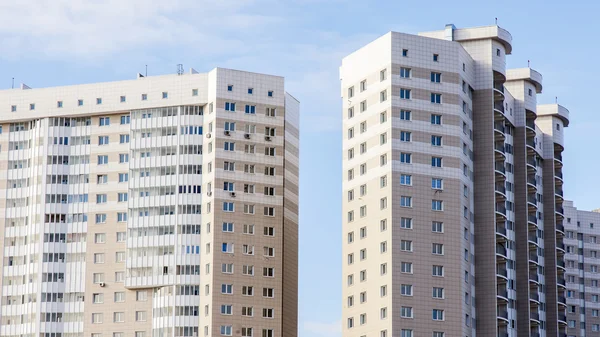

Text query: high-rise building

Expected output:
[563,201,600,336]
[0,67,299,337]
[340,24,569,337]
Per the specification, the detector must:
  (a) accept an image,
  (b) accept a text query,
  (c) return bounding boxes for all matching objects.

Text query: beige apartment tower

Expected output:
[341,24,570,337]
[0,68,299,337]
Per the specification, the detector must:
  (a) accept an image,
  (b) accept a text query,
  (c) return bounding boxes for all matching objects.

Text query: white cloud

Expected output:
[303,320,341,337]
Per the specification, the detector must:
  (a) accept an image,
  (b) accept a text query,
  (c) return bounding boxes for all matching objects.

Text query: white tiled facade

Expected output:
[341,24,570,337]
[0,68,299,337]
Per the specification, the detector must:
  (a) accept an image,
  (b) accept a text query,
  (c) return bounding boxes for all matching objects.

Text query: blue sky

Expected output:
[0,0,597,335]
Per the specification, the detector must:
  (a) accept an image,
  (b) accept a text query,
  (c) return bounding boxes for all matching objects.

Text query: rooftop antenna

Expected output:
[495,17,498,25]
[11,77,14,89]
[177,64,184,76]
[145,65,148,77]
[528,60,530,67]
[555,96,558,104]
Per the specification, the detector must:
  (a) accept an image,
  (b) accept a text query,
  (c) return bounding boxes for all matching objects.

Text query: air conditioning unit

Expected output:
[206,133,212,138]
[244,133,251,139]
[207,191,212,197]
[99,282,106,287]
[265,136,272,141]
[230,192,236,197]
[224,130,231,136]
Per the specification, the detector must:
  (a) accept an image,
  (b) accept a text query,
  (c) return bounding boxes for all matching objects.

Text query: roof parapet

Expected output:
[506,68,543,93]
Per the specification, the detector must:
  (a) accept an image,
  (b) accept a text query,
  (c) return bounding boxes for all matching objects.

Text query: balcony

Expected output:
[526,138,536,149]
[556,223,565,234]
[527,176,537,186]
[528,194,538,205]
[555,170,563,180]
[530,291,540,303]
[497,288,509,301]
[497,266,508,279]
[528,215,538,225]
[528,234,538,245]
[497,309,509,320]
[529,273,539,283]
[556,206,564,215]
[556,242,566,252]
[527,156,537,167]
[495,162,506,175]
[496,204,507,216]
[557,277,566,288]
[558,313,567,324]
[495,142,506,154]
[557,259,566,269]
[530,311,540,322]
[529,253,539,264]
[526,119,536,130]
[558,296,566,305]
[496,223,508,239]
[496,245,508,258]
[495,183,507,195]
[555,152,563,162]
[494,102,505,114]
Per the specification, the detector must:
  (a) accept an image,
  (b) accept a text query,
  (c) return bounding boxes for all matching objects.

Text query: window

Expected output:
[221,284,233,294]
[400,131,411,142]
[222,243,234,253]
[136,291,147,301]
[431,72,441,82]
[430,114,442,125]
[400,152,412,163]
[380,69,387,81]
[114,292,125,302]
[99,117,110,126]
[227,85,233,91]
[380,111,387,123]
[400,196,412,207]
[400,174,412,185]
[433,54,439,61]
[432,243,444,255]
[141,93,148,100]
[432,200,443,211]
[96,214,107,223]
[225,102,236,111]
[401,284,413,296]
[348,86,354,98]
[528,88,533,96]
[432,221,443,233]
[11,105,17,112]
[400,67,411,78]
[245,105,256,114]
[119,154,129,163]
[117,193,128,202]
[401,330,412,337]
[380,90,387,102]
[400,88,411,99]
[57,101,63,108]
[221,305,233,315]
[92,313,103,323]
[402,49,408,57]
[432,265,444,277]
[77,99,84,106]
[135,311,147,321]
[268,90,274,97]
[220,325,233,336]
[400,110,411,120]
[400,217,412,229]
[431,135,442,146]
[114,312,125,323]
[93,293,104,303]
[431,178,443,189]
[401,307,413,318]
[348,107,354,119]
[96,194,107,204]
[431,157,442,167]
[400,240,412,252]
[431,93,442,104]
[432,309,444,321]
[223,202,234,212]
[360,80,367,92]
[401,262,412,273]
[360,100,367,112]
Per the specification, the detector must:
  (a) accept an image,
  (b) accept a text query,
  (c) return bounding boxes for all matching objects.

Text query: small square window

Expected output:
[192,89,199,96]
[120,96,126,103]
[248,88,253,94]
[227,85,233,91]
[402,49,408,57]
[141,94,148,101]
[162,92,168,99]
[496,48,501,56]
[78,99,84,106]
[433,54,439,61]
[29,103,35,110]
[57,101,63,108]
[268,91,273,97]
[11,105,17,112]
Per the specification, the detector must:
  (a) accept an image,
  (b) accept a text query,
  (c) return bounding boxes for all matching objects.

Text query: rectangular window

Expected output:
[401,284,413,296]
[224,102,236,112]
[431,157,442,167]
[400,152,412,163]
[400,110,411,120]
[401,330,412,337]
[400,218,412,229]
[380,69,387,81]
[400,67,411,78]
[400,196,412,207]
[431,93,442,104]
[245,105,256,114]
[360,80,367,92]
[432,309,444,321]
[432,266,444,277]
[400,174,412,185]
[431,135,442,146]
[401,306,413,318]
[432,200,443,211]
[380,90,387,102]
[431,114,442,125]
[432,243,444,255]
[400,89,411,99]
[400,240,412,252]
[119,134,130,143]
[401,262,412,273]
[99,117,110,126]
[431,178,443,189]
[432,221,444,233]
[431,72,441,83]
[400,131,411,142]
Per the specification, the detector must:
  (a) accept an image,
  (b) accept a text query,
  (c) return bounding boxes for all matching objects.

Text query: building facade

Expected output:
[564,201,600,336]
[340,24,569,337]
[0,68,299,337]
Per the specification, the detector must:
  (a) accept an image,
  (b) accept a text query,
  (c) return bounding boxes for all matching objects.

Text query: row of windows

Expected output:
[347,309,446,328]
[9,91,204,112]
[226,84,274,97]
[346,242,446,263]
[224,102,277,117]
[220,243,275,257]
[348,221,444,244]
[222,203,276,217]
[220,326,274,337]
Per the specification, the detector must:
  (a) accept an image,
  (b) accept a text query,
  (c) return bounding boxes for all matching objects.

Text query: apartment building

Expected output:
[341,24,570,337]
[563,201,600,336]
[0,67,299,337]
